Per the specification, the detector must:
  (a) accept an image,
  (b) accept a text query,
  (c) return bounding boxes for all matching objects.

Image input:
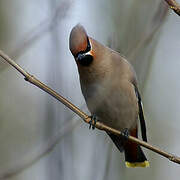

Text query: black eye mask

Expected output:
[77,54,93,66]
[76,37,93,66]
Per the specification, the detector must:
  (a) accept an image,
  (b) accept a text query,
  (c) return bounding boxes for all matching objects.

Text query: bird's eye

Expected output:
[77,54,93,66]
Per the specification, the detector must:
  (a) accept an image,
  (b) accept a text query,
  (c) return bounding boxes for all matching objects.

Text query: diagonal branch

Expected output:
[0,49,180,165]
[164,0,180,16]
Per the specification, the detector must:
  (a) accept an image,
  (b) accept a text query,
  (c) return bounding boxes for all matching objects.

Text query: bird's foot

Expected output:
[121,128,129,140]
[89,115,98,130]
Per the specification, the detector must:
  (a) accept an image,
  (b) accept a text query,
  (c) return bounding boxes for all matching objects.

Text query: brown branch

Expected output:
[165,0,180,16]
[0,49,180,165]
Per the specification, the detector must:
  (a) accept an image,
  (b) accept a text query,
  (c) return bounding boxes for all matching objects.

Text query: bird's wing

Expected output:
[134,85,147,142]
[107,132,124,152]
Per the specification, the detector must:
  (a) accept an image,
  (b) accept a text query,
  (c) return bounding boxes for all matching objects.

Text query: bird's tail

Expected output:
[124,140,149,168]
[108,127,149,168]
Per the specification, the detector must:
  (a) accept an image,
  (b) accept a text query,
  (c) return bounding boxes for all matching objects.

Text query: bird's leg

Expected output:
[121,128,129,141]
[89,114,98,130]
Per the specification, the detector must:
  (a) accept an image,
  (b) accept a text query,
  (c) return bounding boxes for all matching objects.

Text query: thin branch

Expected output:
[0,49,180,165]
[165,0,180,16]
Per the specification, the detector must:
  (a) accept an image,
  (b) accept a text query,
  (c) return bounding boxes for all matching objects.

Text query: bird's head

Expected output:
[69,24,94,66]
[69,24,113,86]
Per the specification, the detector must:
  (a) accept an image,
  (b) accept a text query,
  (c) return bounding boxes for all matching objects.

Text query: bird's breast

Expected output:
[81,81,138,131]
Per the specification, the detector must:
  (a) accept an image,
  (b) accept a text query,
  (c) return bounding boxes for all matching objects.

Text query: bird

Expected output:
[69,24,149,168]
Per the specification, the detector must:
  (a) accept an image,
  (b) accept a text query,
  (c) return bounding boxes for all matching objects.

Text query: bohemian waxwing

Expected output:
[69,24,149,168]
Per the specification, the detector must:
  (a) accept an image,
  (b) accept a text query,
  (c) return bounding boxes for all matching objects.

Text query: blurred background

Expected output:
[0,0,180,179]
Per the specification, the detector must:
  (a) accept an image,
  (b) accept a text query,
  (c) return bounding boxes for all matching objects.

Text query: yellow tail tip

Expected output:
[125,161,150,168]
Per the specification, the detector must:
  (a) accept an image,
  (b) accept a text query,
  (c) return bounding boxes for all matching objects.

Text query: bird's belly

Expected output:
[87,91,138,131]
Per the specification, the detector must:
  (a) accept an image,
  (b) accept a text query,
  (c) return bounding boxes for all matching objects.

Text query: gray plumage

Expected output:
[69,24,149,167]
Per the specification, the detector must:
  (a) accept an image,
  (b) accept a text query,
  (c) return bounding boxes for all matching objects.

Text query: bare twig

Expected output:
[164,0,180,16]
[0,49,180,165]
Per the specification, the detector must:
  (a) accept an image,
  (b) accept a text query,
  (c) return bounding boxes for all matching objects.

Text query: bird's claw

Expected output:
[121,128,129,140]
[89,115,97,130]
